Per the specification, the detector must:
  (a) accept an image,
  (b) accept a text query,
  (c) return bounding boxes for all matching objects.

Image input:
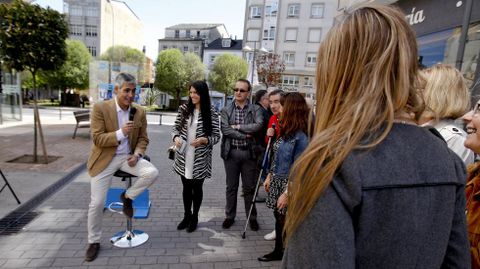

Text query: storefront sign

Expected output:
[395,0,480,36]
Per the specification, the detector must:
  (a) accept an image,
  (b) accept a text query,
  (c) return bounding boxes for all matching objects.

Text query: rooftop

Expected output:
[205,38,243,51]
[166,23,224,30]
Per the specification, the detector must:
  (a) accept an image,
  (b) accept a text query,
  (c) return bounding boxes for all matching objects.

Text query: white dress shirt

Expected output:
[114,98,131,155]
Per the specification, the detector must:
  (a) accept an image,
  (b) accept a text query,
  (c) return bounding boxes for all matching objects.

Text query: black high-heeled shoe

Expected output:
[177,213,191,230]
[186,214,198,233]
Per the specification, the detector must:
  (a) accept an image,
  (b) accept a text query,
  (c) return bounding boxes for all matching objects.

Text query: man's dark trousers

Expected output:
[224,148,257,221]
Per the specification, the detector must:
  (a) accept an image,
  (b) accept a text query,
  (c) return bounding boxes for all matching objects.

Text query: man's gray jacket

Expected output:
[220,101,264,160]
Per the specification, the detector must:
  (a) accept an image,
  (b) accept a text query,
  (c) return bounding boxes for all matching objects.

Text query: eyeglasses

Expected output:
[233,88,248,93]
[474,102,480,115]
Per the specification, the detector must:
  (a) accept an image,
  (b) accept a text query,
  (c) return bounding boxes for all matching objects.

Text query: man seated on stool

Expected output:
[84,72,158,262]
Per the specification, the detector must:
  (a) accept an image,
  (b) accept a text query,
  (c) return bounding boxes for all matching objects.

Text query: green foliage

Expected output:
[208,54,248,96]
[100,45,146,65]
[154,49,205,107]
[0,0,68,75]
[100,45,146,83]
[42,39,91,90]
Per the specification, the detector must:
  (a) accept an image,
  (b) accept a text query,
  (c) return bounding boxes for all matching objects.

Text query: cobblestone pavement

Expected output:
[0,123,280,268]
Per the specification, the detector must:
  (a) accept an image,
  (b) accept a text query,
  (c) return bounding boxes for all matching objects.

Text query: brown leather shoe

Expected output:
[84,243,100,262]
[120,191,133,218]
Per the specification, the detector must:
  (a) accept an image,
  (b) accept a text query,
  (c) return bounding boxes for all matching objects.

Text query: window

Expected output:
[265,5,277,17]
[183,46,189,53]
[222,39,232,48]
[308,28,322,42]
[186,30,191,38]
[263,26,276,40]
[87,46,96,57]
[193,46,200,55]
[282,75,299,86]
[306,53,317,66]
[69,24,82,36]
[85,6,98,17]
[70,5,82,16]
[247,29,260,41]
[175,30,179,38]
[287,4,300,18]
[209,55,216,64]
[283,52,295,65]
[85,25,97,37]
[285,28,297,41]
[304,77,314,87]
[196,31,201,37]
[250,6,262,19]
[311,3,325,18]
[162,45,168,50]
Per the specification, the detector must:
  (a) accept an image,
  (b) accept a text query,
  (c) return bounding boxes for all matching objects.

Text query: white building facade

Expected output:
[64,0,144,57]
[243,0,337,97]
[158,24,229,60]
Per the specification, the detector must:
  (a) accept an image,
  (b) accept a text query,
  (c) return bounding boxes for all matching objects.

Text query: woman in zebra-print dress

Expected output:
[172,81,220,233]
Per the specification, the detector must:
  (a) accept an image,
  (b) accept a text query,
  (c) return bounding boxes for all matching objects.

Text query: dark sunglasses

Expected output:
[233,88,248,93]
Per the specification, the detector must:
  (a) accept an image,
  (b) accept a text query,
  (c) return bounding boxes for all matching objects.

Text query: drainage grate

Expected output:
[0,162,86,235]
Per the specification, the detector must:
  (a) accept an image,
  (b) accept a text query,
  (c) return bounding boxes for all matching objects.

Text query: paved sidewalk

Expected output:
[0,120,280,268]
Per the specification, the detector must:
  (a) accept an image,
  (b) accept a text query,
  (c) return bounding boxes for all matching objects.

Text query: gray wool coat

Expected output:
[282,123,470,269]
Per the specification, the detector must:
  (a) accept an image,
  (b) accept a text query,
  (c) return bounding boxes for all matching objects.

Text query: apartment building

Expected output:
[243,0,337,97]
[64,0,144,58]
[158,24,229,60]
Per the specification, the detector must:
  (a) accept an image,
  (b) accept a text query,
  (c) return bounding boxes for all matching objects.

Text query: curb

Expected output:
[0,162,87,235]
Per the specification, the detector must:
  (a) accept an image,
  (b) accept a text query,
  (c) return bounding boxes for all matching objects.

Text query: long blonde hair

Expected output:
[420,64,470,122]
[284,5,423,242]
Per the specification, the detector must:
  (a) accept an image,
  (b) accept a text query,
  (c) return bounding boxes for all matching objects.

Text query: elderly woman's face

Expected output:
[463,101,480,153]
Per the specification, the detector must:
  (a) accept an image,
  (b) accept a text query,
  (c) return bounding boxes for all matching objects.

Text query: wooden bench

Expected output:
[72,110,90,139]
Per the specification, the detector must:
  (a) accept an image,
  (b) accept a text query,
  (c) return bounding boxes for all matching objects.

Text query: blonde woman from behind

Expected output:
[419,64,474,165]
[282,4,470,269]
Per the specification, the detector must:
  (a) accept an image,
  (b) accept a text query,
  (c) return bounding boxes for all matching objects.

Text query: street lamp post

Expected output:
[107,0,115,84]
[243,41,268,87]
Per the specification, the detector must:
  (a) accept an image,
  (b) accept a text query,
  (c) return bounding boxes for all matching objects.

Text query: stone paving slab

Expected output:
[0,124,281,268]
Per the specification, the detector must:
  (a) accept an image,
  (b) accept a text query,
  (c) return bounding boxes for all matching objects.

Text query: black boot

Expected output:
[186,213,198,233]
[177,213,191,230]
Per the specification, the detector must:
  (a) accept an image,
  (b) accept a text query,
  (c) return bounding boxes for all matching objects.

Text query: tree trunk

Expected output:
[31,70,49,164]
[176,88,180,109]
[32,71,38,163]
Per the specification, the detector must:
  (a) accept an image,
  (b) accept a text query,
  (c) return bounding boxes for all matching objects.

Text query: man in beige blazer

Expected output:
[85,73,158,262]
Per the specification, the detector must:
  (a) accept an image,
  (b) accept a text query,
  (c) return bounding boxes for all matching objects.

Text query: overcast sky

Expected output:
[34,0,247,60]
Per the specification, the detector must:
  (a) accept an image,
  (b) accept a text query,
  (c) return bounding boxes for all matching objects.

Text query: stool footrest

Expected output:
[104,188,151,218]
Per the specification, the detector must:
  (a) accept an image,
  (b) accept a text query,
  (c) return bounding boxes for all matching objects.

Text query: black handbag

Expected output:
[167,145,176,160]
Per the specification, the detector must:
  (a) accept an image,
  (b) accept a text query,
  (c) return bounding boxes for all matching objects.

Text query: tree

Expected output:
[0,0,68,163]
[154,49,205,108]
[183,52,205,88]
[208,54,248,98]
[256,53,285,88]
[100,45,146,82]
[43,39,91,91]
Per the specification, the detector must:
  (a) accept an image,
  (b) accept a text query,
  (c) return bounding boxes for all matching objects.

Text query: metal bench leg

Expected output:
[110,176,149,248]
[72,123,79,139]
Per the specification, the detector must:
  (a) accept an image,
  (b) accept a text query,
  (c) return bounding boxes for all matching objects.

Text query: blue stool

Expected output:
[106,170,150,248]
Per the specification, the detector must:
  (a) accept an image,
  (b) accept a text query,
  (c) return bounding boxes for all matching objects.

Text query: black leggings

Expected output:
[274,210,286,254]
[181,176,205,215]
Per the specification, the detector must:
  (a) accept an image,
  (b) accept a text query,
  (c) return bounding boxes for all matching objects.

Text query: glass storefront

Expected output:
[418,23,480,88]
[0,66,22,124]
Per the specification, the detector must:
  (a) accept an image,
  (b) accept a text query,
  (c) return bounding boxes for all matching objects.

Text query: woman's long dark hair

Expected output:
[182,80,212,136]
[279,92,309,137]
